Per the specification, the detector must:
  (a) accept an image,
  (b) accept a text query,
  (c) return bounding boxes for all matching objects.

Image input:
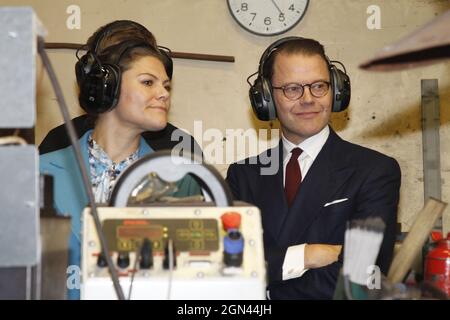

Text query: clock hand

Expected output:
[270,0,283,14]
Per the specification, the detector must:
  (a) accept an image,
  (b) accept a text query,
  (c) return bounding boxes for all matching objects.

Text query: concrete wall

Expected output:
[2,0,449,233]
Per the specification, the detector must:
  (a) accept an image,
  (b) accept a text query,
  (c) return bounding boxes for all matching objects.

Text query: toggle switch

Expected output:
[117,251,130,269]
[163,239,177,270]
[139,238,153,269]
[97,252,107,268]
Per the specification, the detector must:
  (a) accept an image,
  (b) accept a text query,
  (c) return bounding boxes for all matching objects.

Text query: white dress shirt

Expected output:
[281,125,330,281]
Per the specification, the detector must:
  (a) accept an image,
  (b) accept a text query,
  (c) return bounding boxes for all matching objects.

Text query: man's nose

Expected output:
[300,86,314,103]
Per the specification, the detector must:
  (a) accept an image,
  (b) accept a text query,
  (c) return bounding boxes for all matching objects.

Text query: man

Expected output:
[226,37,401,299]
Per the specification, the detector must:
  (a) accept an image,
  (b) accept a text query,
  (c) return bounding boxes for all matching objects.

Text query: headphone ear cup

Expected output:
[261,78,277,120]
[249,77,277,121]
[101,63,121,111]
[75,52,95,87]
[330,66,351,112]
[249,77,266,120]
[77,63,121,114]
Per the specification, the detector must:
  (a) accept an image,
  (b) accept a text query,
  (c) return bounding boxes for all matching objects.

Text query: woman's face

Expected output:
[111,55,171,132]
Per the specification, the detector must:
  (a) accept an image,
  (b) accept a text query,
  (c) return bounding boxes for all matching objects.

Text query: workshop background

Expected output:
[3,0,450,233]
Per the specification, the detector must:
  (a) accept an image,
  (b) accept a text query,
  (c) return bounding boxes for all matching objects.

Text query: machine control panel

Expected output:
[81,206,266,300]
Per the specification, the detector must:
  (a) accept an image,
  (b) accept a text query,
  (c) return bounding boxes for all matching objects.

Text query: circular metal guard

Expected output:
[109,150,233,207]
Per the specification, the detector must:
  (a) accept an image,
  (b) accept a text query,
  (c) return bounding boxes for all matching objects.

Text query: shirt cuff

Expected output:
[282,243,309,281]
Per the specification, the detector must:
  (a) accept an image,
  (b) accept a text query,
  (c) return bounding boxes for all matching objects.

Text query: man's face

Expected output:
[272,53,332,144]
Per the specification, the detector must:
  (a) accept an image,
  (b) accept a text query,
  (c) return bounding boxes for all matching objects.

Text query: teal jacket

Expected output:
[40,130,201,299]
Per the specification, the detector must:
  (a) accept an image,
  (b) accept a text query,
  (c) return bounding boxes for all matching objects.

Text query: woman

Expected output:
[40,20,201,299]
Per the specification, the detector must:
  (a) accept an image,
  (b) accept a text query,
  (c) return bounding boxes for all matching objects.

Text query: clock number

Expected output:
[227,0,309,36]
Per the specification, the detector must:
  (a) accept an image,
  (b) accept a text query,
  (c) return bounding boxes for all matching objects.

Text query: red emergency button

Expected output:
[221,212,241,231]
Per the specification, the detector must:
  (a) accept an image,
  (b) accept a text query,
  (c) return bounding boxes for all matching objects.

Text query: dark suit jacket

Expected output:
[226,129,401,299]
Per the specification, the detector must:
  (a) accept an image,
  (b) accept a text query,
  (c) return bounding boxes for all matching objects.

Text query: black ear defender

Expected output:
[328,59,351,113]
[75,21,173,115]
[248,36,351,121]
[75,44,122,114]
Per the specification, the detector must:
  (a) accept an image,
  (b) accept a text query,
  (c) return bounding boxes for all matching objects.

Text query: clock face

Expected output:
[227,0,309,36]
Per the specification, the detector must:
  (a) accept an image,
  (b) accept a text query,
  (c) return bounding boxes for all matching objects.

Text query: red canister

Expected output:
[424,232,450,297]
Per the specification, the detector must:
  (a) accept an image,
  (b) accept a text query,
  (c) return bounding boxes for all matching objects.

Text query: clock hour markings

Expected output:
[228,0,309,36]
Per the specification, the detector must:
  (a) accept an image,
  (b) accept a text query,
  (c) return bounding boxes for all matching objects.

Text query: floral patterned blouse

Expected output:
[88,133,139,203]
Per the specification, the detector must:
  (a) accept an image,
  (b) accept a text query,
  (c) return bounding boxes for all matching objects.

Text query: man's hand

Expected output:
[304,244,342,269]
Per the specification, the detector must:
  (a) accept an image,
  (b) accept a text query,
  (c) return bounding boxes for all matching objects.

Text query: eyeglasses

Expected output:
[272,81,330,100]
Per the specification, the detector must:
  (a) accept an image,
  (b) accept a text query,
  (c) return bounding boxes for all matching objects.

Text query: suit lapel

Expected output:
[255,144,289,240]
[277,130,355,246]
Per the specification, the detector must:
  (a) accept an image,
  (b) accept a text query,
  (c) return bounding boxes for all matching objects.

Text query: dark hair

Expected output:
[87,20,157,51]
[263,38,328,81]
[86,20,170,75]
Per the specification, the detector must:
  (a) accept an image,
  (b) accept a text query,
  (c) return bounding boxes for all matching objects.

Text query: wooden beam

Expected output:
[44,42,235,63]
[387,197,446,284]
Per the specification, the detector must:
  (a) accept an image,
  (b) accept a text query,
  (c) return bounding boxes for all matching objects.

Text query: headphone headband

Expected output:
[258,36,306,78]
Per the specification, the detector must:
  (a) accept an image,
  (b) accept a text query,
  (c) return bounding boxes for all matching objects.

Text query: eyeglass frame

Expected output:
[272,81,331,100]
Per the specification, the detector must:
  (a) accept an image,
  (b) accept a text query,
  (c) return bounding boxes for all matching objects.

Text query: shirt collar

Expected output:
[282,125,330,162]
[87,132,139,167]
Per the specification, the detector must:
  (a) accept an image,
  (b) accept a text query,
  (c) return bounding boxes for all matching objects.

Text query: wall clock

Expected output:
[227,0,309,36]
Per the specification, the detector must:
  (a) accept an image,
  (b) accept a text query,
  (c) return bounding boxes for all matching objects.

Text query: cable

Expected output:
[127,244,141,300]
[246,71,258,86]
[37,37,125,300]
[167,239,174,300]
